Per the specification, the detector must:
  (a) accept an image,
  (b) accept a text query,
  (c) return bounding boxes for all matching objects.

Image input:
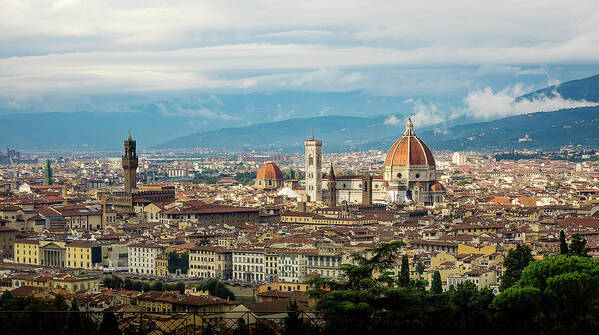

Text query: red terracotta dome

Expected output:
[431,182,445,191]
[257,162,283,180]
[384,117,435,167]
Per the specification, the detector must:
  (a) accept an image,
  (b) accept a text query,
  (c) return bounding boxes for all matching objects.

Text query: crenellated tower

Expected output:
[122,132,138,193]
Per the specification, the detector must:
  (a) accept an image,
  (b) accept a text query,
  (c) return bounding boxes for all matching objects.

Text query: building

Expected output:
[305,116,446,206]
[137,291,235,313]
[122,132,139,193]
[264,252,279,283]
[155,253,169,277]
[232,250,265,283]
[65,241,101,270]
[160,204,260,226]
[304,138,322,202]
[255,162,284,190]
[277,252,307,283]
[0,227,16,259]
[189,246,233,280]
[128,242,162,275]
[14,240,102,269]
[306,253,344,280]
[382,116,445,204]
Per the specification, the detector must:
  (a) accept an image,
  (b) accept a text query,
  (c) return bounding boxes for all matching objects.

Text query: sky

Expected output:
[2,0,599,130]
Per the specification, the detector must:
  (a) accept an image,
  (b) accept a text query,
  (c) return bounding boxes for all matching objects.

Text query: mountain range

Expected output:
[2,74,599,152]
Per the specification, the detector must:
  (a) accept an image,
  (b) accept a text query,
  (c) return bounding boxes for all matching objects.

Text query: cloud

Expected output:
[408,99,447,126]
[156,103,238,121]
[462,84,599,119]
[384,115,401,126]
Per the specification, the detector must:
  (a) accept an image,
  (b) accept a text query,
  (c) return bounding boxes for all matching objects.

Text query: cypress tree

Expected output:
[560,230,568,255]
[399,255,410,287]
[431,271,443,294]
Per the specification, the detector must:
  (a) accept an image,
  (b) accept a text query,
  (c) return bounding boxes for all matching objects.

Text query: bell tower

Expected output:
[122,131,138,193]
[304,136,322,202]
[327,164,336,207]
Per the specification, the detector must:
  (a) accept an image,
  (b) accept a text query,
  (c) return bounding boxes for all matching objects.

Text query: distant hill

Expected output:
[157,73,599,152]
[157,106,599,152]
[2,73,599,151]
[155,115,414,152]
[419,106,599,151]
[518,74,599,102]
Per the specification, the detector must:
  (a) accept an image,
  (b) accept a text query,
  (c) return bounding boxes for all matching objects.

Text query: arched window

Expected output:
[308,155,314,165]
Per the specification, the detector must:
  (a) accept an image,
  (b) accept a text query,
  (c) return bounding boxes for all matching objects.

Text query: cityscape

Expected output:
[1,1,599,334]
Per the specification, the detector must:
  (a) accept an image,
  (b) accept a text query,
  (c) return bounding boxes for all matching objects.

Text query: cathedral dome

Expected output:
[430,182,445,191]
[384,117,435,167]
[257,162,283,180]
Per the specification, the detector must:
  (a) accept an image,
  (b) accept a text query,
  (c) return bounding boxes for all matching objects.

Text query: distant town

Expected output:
[0,116,597,323]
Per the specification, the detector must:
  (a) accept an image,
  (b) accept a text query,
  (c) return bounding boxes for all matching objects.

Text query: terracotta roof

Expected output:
[384,135,435,167]
[257,163,283,180]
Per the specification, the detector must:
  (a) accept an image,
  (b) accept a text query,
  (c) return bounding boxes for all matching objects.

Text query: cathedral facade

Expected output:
[306,117,445,206]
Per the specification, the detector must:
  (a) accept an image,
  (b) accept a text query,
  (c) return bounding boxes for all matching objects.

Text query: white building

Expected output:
[278,252,307,283]
[128,242,162,275]
[304,138,322,202]
[306,253,344,280]
[232,250,265,283]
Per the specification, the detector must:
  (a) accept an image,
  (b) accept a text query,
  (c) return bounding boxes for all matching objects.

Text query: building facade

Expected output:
[128,243,162,275]
[232,250,265,283]
[304,138,322,202]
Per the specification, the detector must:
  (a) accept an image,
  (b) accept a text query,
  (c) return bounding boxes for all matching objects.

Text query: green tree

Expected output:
[492,255,599,334]
[416,261,425,279]
[98,312,121,335]
[431,271,443,294]
[150,281,163,292]
[398,255,410,287]
[499,244,533,292]
[309,241,455,334]
[569,234,589,257]
[168,251,189,274]
[283,299,304,335]
[560,230,569,254]
[199,279,236,300]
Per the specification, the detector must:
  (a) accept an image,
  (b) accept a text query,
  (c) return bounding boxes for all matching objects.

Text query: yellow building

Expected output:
[11,273,101,293]
[155,253,169,277]
[136,291,236,313]
[457,244,497,256]
[189,246,232,280]
[15,240,100,269]
[281,211,377,226]
[14,240,41,265]
[66,241,101,269]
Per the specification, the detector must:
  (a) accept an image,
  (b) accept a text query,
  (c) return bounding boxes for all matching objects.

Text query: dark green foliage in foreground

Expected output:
[309,242,599,335]
[499,244,533,292]
[431,271,442,295]
[493,255,599,334]
[168,251,189,274]
[568,234,589,257]
[198,278,236,300]
[560,230,569,255]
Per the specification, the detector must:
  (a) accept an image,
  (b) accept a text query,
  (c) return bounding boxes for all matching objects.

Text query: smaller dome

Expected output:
[257,163,283,180]
[381,181,389,187]
[413,182,424,188]
[431,182,445,191]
